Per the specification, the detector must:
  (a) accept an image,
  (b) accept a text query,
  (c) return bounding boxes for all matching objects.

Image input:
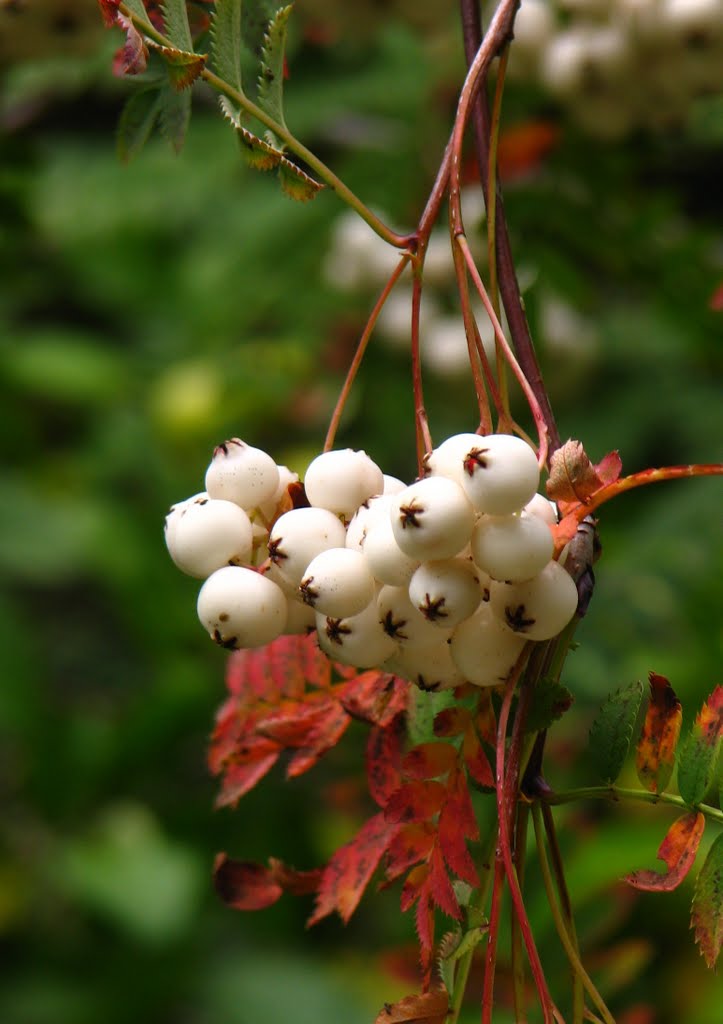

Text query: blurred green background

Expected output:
[0,2,721,1022]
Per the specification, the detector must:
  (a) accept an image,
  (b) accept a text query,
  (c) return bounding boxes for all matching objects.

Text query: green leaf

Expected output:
[278,157,323,201]
[161,0,194,52]
[117,87,161,163]
[212,0,245,96]
[257,4,293,143]
[589,680,644,784]
[525,679,574,734]
[406,688,458,749]
[123,0,151,21]
[677,686,723,807]
[691,832,723,969]
[242,0,282,58]
[157,81,191,154]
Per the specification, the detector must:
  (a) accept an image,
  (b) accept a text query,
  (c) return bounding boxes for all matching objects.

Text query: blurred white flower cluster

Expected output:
[507,0,723,137]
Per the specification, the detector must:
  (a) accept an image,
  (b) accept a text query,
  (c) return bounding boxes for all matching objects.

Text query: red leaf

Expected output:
[475,690,497,747]
[301,633,333,689]
[438,795,479,888]
[433,707,471,738]
[385,781,447,824]
[696,684,723,745]
[98,0,121,28]
[340,670,407,725]
[267,857,323,896]
[462,728,494,788]
[496,120,560,181]
[415,891,435,985]
[286,702,351,777]
[373,990,449,1024]
[635,672,682,794]
[113,15,148,77]
[213,854,283,910]
[400,863,429,913]
[626,811,705,892]
[546,439,622,508]
[367,714,406,808]
[427,845,461,919]
[402,742,458,781]
[267,634,309,697]
[212,732,280,808]
[256,698,334,746]
[308,812,398,925]
[385,823,436,884]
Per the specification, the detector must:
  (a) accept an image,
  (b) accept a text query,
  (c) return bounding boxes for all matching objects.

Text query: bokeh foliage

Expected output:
[0,2,721,1022]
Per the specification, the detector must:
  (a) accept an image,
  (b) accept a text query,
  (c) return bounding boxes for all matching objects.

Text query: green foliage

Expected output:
[691,833,723,969]
[525,679,574,734]
[589,681,644,784]
[117,86,162,162]
[212,0,245,94]
[677,689,723,807]
[257,4,293,143]
[161,0,195,52]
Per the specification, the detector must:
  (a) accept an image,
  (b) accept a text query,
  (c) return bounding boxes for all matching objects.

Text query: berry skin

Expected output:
[408,558,482,629]
[377,584,448,648]
[205,438,280,509]
[471,511,554,583]
[363,510,419,586]
[268,507,347,587]
[166,497,253,579]
[197,566,287,648]
[489,560,579,641]
[304,448,384,519]
[424,432,483,487]
[315,601,398,668]
[459,434,540,515]
[345,493,390,552]
[255,464,300,522]
[391,476,476,561]
[164,491,206,550]
[449,601,527,687]
[524,492,558,527]
[384,638,465,692]
[299,547,376,618]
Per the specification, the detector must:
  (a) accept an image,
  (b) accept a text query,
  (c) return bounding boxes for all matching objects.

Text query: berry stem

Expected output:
[487,45,512,424]
[411,269,433,472]
[451,231,494,433]
[531,802,616,1024]
[577,463,723,518]
[511,802,530,1023]
[324,254,411,451]
[481,855,505,1024]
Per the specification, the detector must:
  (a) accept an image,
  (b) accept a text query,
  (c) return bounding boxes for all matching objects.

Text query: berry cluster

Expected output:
[508,0,723,137]
[165,435,579,691]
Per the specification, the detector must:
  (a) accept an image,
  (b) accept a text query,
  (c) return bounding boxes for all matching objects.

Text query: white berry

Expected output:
[377,584,447,648]
[363,512,419,586]
[304,449,384,519]
[166,497,253,579]
[391,476,475,561]
[197,566,287,648]
[489,560,579,641]
[268,507,347,587]
[205,438,280,509]
[471,512,554,583]
[384,638,465,692]
[408,558,482,629]
[459,434,540,515]
[299,547,376,618]
[315,601,398,668]
[449,601,527,688]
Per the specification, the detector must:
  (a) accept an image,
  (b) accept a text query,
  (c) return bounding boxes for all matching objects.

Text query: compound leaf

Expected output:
[589,680,644,784]
[257,3,293,143]
[677,686,723,807]
[278,157,324,201]
[157,80,191,153]
[161,0,194,51]
[116,86,160,162]
[635,672,682,794]
[212,0,245,95]
[691,832,723,969]
[626,811,705,892]
[152,44,207,91]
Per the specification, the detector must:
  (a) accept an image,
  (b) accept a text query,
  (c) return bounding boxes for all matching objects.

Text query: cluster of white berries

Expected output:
[165,433,579,692]
[507,0,723,137]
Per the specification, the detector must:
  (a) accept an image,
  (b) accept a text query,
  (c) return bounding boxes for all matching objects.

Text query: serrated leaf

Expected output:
[546,440,622,507]
[589,680,644,784]
[278,157,324,201]
[116,87,160,162]
[213,853,321,910]
[384,823,435,884]
[408,687,457,747]
[402,742,458,782]
[241,0,282,57]
[691,832,723,969]
[366,715,405,808]
[384,781,447,825]
[237,124,284,170]
[677,686,723,807]
[157,80,191,153]
[626,811,705,892]
[161,0,194,51]
[150,44,207,90]
[257,4,293,143]
[112,15,148,76]
[635,672,683,794]
[212,0,245,95]
[123,0,150,21]
[308,812,397,925]
[525,679,574,734]
[373,990,449,1024]
[446,925,487,962]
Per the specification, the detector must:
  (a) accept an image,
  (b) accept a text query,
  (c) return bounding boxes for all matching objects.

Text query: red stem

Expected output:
[481,856,505,1024]
[411,269,433,474]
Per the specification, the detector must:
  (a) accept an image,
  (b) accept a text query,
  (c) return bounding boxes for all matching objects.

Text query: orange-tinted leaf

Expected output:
[340,670,407,725]
[374,990,449,1024]
[213,854,283,910]
[635,672,682,793]
[402,742,458,781]
[677,686,723,806]
[691,833,723,969]
[400,863,429,912]
[285,702,350,777]
[475,690,497,747]
[547,439,622,507]
[256,697,334,746]
[385,781,447,824]
[433,706,471,738]
[626,811,705,892]
[427,845,461,919]
[497,120,560,181]
[267,857,323,896]
[308,812,398,925]
[415,891,436,983]
[152,44,207,90]
[367,714,406,808]
[385,823,436,884]
[463,727,494,788]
